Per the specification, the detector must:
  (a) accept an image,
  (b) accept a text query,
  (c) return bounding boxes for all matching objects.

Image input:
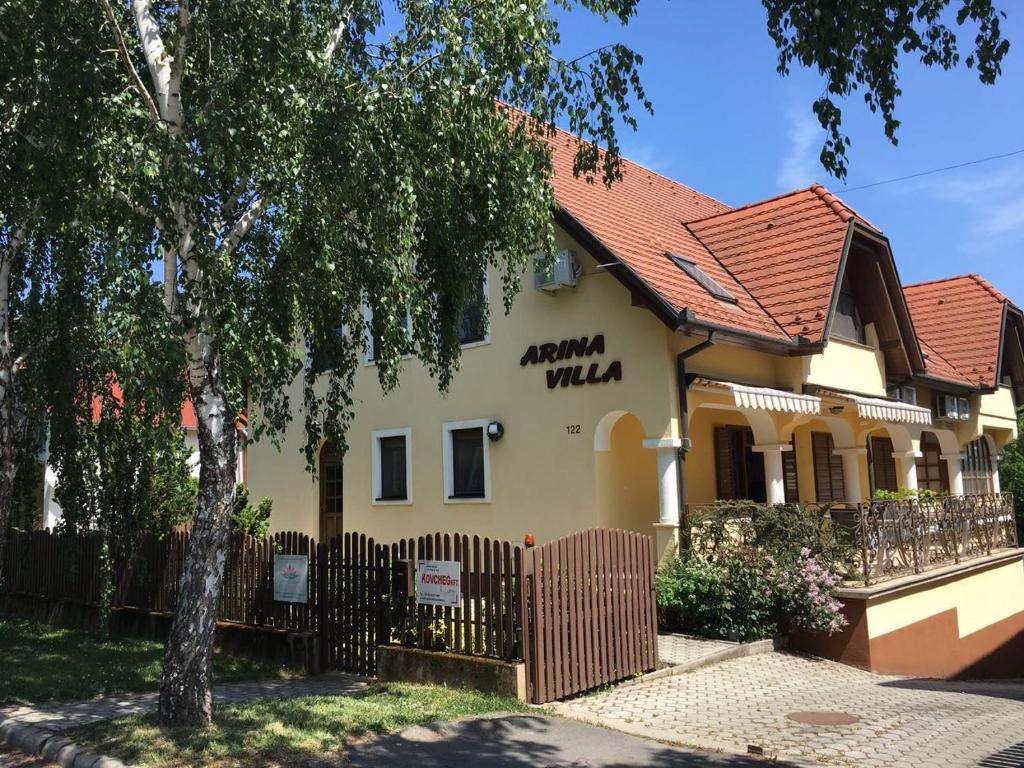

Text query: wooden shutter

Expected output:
[782,437,799,503]
[714,427,736,500]
[869,436,898,494]
[812,432,846,502]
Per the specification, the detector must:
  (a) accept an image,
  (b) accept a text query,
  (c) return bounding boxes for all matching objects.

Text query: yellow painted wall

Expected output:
[865,557,1024,639]
[802,336,887,397]
[247,225,678,544]
[684,406,751,507]
[594,413,659,531]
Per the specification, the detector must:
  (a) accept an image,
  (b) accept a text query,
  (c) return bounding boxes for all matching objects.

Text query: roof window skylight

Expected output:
[666,252,738,304]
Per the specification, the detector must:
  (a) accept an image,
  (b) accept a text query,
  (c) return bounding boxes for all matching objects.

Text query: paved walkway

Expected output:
[552,651,1024,767]
[658,634,738,668]
[0,674,367,732]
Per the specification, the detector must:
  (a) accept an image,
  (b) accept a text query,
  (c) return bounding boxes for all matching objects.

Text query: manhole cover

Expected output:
[786,711,860,725]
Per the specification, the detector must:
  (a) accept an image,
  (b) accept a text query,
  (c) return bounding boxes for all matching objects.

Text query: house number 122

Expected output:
[566,424,581,435]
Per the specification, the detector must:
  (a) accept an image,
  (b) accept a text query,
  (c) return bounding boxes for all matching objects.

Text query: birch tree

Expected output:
[74,0,651,725]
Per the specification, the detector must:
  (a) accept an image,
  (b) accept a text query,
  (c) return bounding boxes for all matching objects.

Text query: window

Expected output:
[831,275,865,343]
[915,432,950,493]
[309,324,347,374]
[371,428,412,504]
[363,303,412,363]
[963,438,995,495]
[456,277,489,345]
[811,432,847,503]
[869,435,898,495]
[666,252,738,304]
[442,419,490,502]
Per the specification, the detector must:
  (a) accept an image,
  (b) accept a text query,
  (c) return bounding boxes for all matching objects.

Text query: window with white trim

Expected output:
[363,303,412,363]
[442,419,490,502]
[371,427,412,504]
[456,276,489,346]
[963,437,995,495]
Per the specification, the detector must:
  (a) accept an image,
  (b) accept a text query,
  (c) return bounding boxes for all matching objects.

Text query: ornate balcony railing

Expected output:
[834,493,1018,586]
[686,493,1018,586]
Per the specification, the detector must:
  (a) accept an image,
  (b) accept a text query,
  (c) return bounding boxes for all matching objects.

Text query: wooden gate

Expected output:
[524,528,658,704]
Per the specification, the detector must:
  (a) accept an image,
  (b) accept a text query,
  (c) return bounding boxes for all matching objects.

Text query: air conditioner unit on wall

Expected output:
[534,249,579,292]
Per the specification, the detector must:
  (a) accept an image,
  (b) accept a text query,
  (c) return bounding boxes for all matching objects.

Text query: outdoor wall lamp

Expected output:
[487,421,505,441]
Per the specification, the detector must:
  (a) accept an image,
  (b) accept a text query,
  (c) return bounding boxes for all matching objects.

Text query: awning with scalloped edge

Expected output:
[691,377,821,415]
[817,389,932,425]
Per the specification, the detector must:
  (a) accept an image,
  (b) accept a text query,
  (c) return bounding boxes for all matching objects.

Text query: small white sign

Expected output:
[273,554,309,604]
[416,560,462,607]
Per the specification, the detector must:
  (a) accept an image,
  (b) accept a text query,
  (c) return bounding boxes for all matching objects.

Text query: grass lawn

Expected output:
[71,683,527,767]
[0,618,292,705]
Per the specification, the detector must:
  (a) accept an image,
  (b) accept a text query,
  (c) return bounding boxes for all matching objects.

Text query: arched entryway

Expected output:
[319,442,343,542]
[593,411,659,533]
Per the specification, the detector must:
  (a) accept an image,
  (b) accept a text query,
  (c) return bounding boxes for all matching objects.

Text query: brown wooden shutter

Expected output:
[714,426,736,500]
[812,432,846,502]
[869,436,898,494]
[782,436,799,503]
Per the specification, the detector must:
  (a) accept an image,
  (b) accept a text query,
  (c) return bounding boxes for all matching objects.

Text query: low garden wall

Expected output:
[791,550,1024,679]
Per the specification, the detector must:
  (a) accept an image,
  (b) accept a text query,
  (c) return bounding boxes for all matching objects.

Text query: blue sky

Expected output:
[553,2,1024,301]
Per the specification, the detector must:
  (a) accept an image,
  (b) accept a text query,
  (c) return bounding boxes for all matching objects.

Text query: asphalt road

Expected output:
[342,713,798,767]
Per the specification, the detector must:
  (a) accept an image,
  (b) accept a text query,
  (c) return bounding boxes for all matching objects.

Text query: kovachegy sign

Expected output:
[416,560,462,607]
[273,554,309,604]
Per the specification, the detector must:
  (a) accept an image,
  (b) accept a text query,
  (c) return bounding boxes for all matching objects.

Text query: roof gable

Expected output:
[545,130,792,343]
[903,274,1010,388]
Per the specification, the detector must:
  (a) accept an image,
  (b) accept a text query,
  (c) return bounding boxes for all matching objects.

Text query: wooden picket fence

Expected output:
[523,528,659,703]
[1,525,657,700]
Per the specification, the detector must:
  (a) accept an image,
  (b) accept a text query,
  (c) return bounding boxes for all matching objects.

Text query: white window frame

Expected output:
[371,427,413,506]
[442,418,491,504]
[363,302,414,366]
[458,273,491,350]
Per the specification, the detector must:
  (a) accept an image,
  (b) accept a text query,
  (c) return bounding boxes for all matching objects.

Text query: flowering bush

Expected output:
[775,548,847,634]
[656,548,846,642]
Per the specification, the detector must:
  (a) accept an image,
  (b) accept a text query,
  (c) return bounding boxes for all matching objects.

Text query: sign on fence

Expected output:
[416,560,461,607]
[273,554,309,603]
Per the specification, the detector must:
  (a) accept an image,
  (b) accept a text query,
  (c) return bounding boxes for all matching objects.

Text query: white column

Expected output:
[752,444,791,504]
[892,450,922,491]
[833,447,867,503]
[941,453,965,496]
[991,456,1002,494]
[643,438,682,524]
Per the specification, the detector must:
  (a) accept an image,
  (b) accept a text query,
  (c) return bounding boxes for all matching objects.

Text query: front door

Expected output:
[319,443,343,543]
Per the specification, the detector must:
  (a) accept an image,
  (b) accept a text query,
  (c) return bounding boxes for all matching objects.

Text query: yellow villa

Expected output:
[247,127,1022,566]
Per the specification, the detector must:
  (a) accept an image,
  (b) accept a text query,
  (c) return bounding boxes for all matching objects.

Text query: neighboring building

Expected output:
[247,127,1022,557]
[37,393,247,529]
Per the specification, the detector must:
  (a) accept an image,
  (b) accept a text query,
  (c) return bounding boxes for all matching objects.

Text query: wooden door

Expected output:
[319,443,343,542]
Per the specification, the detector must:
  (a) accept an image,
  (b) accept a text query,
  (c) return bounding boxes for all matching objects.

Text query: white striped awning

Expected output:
[819,390,932,425]
[691,377,821,415]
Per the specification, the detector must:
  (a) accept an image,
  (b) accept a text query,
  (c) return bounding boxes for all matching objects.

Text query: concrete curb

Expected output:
[611,635,787,692]
[0,718,127,768]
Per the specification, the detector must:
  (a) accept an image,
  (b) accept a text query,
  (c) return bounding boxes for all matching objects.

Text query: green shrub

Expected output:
[231,484,273,539]
[656,548,846,642]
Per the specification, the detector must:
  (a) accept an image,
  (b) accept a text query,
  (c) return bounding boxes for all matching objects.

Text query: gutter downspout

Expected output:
[676,330,715,553]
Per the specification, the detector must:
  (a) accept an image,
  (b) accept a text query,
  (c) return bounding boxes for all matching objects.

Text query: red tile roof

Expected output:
[539,118,1015,392]
[903,274,1013,388]
[687,186,863,340]
[544,130,791,342]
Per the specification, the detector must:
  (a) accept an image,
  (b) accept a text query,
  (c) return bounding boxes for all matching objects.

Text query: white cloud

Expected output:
[776,106,821,190]
[906,158,1024,239]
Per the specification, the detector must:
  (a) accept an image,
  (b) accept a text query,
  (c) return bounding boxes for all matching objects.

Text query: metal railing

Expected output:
[834,493,1018,586]
[685,494,1018,586]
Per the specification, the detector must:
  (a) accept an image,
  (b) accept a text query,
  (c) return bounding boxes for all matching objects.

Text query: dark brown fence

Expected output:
[524,528,658,704]
[2,526,657,697]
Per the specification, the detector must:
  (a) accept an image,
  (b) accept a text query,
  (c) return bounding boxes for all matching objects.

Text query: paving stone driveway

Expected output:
[551,652,1024,767]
